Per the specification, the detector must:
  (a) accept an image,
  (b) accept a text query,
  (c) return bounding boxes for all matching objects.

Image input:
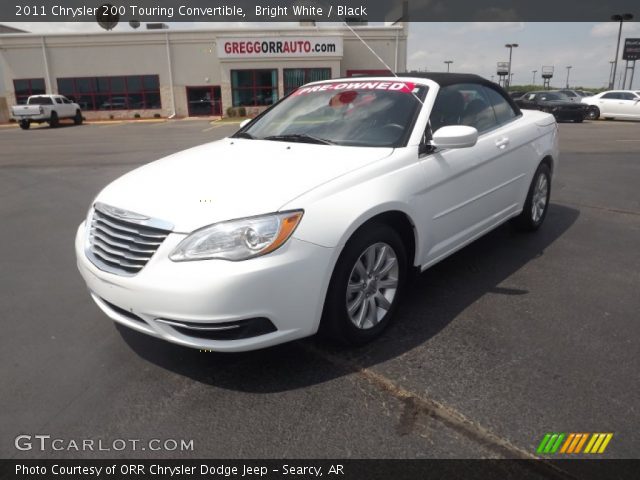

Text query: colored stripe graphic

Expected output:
[537,433,552,454]
[574,433,589,453]
[539,433,613,454]
[560,433,575,453]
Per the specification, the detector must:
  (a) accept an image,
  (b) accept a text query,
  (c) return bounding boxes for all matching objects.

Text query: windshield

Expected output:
[235,81,427,147]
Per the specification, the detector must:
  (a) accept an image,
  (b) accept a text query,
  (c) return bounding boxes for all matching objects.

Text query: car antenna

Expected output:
[341,21,424,105]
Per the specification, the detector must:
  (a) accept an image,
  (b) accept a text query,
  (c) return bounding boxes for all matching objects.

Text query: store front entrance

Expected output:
[186,86,222,116]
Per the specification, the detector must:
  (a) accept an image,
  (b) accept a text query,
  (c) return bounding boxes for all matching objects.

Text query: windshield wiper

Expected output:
[232,132,255,139]
[262,134,335,145]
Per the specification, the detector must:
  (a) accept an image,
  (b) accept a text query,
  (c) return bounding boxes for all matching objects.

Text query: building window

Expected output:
[56,75,161,111]
[283,68,331,95]
[13,78,46,104]
[231,69,278,107]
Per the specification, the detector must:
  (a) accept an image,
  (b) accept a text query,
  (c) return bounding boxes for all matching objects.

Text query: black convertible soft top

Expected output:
[394,72,522,115]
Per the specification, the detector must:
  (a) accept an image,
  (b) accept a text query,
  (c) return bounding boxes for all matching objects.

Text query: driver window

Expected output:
[429,83,498,134]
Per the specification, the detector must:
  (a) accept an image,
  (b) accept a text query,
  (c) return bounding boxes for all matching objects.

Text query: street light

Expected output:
[609,60,616,87]
[505,43,519,89]
[532,69,537,85]
[565,66,572,88]
[444,60,453,72]
[510,73,515,85]
[610,13,634,89]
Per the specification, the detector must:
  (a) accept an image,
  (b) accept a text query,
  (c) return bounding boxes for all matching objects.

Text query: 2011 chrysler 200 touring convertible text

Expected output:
[76,73,559,352]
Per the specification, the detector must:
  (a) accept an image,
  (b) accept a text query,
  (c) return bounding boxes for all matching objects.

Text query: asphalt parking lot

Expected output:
[1,119,638,468]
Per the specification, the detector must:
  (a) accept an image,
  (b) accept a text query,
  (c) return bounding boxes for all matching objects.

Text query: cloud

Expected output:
[590,21,640,38]
[453,22,524,34]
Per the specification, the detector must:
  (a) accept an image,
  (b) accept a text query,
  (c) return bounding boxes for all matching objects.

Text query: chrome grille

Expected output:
[87,203,173,276]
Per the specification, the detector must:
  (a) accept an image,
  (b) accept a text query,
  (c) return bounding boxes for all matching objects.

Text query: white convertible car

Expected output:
[76,73,559,351]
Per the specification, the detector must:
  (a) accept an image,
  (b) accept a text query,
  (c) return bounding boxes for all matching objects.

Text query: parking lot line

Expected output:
[303,344,575,478]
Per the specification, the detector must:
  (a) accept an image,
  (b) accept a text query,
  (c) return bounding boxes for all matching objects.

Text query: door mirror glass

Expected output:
[431,125,478,149]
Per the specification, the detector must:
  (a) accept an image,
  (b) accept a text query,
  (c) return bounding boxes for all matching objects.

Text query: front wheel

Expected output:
[512,163,552,232]
[74,110,83,125]
[320,223,407,346]
[19,119,30,130]
[586,106,600,120]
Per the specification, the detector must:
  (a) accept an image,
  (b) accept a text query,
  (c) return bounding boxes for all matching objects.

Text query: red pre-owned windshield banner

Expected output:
[293,81,416,95]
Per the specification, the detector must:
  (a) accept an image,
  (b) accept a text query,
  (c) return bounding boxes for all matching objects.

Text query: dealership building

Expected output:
[0,23,407,121]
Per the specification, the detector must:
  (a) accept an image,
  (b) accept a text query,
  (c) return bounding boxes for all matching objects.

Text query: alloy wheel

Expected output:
[346,242,399,330]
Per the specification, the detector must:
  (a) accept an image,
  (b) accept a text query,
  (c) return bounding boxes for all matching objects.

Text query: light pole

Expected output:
[532,70,537,85]
[565,66,572,88]
[610,13,634,89]
[510,73,515,85]
[444,60,453,72]
[505,43,519,89]
[609,60,616,87]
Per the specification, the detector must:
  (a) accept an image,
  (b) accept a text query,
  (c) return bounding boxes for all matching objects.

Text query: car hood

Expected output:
[95,138,393,232]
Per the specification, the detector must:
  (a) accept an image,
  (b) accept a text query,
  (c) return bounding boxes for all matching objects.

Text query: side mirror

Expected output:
[431,125,478,149]
[239,119,251,129]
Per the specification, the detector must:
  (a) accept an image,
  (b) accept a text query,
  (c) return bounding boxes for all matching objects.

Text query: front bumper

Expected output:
[75,222,334,352]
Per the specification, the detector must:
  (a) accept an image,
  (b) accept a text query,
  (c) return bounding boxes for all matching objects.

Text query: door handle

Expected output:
[495,137,510,149]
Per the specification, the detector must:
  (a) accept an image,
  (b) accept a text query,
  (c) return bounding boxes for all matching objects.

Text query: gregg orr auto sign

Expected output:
[218,37,343,58]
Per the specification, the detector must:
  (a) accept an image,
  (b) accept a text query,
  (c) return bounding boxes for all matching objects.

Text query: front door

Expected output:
[186,86,222,116]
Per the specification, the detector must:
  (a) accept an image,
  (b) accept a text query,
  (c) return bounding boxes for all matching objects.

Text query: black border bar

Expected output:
[2,0,639,23]
[2,459,640,480]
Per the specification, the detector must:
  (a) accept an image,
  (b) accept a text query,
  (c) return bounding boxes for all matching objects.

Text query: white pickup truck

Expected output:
[11,94,83,130]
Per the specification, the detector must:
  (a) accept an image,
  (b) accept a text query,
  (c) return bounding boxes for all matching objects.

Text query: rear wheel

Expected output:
[74,110,83,125]
[49,111,59,128]
[586,106,600,120]
[512,163,551,232]
[19,119,30,130]
[320,223,407,346]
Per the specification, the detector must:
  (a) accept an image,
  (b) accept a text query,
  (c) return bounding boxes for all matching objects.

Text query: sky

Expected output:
[4,21,640,88]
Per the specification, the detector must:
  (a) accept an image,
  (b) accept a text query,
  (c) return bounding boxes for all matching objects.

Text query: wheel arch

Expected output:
[332,207,420,270]
[540,154,554,176]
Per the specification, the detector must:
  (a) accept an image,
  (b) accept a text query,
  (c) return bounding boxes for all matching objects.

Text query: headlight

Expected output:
[170,211,303,262]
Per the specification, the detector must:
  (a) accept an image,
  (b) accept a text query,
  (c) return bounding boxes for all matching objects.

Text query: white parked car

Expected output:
[581,90,640,120]
[75,74,559,352]
[11,94,82,129]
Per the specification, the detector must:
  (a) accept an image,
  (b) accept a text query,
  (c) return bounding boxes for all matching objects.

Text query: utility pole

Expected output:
[505,43,519,89]
[444,60,453,72]
[565,66,572,88]
[532,70,537,85]
[610,13,634,89]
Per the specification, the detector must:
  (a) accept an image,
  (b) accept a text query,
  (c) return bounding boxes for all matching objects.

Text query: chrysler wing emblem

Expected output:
[95,202,151,222]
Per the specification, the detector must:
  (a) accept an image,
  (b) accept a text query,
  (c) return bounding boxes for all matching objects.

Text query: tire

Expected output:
[320,223,408,346]
[49,111,59,128]
[19,120,30,130]
[512,163,552,232]
[74,110,83,125]
[586,106,599,120]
